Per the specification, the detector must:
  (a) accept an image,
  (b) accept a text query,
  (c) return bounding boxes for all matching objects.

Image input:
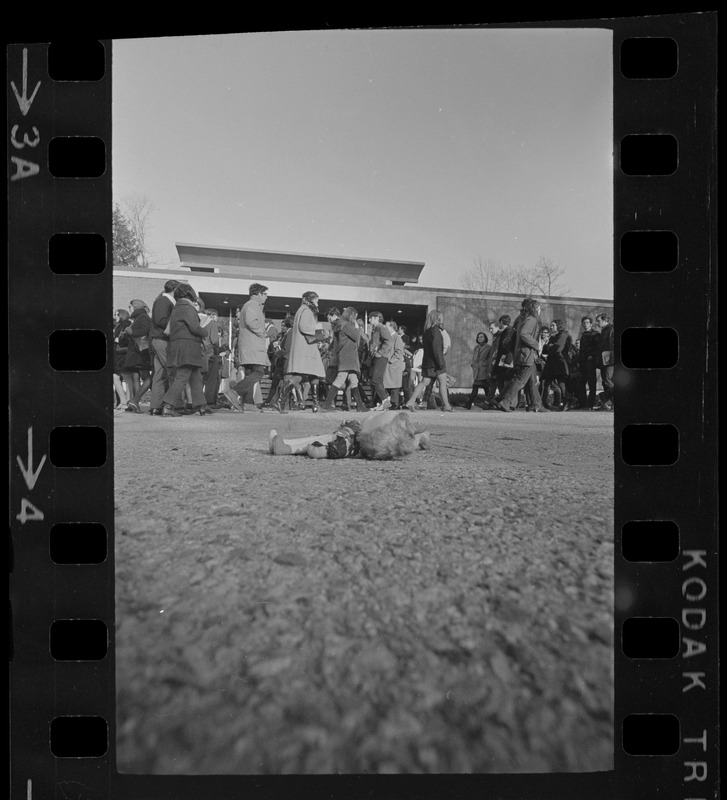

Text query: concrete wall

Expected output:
[437,295,614,389]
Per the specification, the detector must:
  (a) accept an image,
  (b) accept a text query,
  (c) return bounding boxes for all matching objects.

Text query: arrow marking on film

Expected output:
[11,48,41,116]
[16,427,47,491]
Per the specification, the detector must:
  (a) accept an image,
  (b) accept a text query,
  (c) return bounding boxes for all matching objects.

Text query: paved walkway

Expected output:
[114,407,614,774]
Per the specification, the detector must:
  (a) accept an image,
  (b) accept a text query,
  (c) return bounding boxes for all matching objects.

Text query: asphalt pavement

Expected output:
[114,405,614,774]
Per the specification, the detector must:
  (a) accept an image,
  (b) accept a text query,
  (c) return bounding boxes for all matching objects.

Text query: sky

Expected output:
[112,28,613,299]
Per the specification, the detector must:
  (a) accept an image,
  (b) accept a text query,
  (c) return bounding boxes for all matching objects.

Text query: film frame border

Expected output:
[7,13,718,799]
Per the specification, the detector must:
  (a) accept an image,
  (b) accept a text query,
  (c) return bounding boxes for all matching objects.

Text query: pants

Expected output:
[500,364,544,409]
[162,364,206,408]
[370,356,388,404]
[494,368,513,398]
[235,364,266,404]
[149,338,171,410]
[204,355,221,405]
[332,371,359,388]
[580,357,598,407]
[600,365,614,403]
[468,379,495,405]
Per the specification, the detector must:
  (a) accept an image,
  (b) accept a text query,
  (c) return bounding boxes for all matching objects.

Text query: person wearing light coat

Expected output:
[274,291,326,414]
[383,321,406,408]
[234,283,269,409]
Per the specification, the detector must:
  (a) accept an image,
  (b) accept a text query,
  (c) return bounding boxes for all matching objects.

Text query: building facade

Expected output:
[113,244,613,389]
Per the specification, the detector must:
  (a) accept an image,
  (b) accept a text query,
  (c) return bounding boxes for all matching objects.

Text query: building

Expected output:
[113,244,613,389]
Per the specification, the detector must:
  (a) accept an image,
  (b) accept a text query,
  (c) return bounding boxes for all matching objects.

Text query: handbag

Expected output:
[132,335,149,352]
[303,330,326,345]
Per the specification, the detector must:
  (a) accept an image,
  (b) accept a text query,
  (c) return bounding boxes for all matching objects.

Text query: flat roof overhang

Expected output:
[176,243,425,288]
[197,289,430,333]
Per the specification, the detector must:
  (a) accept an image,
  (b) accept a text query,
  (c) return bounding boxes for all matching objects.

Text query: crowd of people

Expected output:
[464,300,614,412]
[113,280,613,418]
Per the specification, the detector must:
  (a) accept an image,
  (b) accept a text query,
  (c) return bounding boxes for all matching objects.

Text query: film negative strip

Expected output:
[8,15,718,800]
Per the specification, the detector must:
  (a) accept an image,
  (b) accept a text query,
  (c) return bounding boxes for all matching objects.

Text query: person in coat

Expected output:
[319,306,367,412]
[233,283,269,411]
[383,320,406,408]
[113,309,130,413]
[491,314,515,398]
[367,311,394,409]
[403,309,453,412]
[121,299,152,413]
[595,312,615,409]
[148,279,181,415]
[576,316,600,409]
[160,283,212,416]
[540,318,571,410]
[495,298,548,412]
[465,331,493,409]
[269,410,430,460]
[274,291,327,414]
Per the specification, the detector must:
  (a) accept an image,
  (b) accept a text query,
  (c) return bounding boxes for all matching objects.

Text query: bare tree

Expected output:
[460,255,570,297]
[459,256,508,293]
[526,256,570,297]
[119,193,155,268]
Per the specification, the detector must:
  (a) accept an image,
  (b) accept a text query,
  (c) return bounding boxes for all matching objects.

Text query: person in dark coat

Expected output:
[540,318,571,410]
[491,314,515,398]
[319,306,367,412]
[121,299,152,412]
[148,279,181,415]
[113,309,130,412]
[160,284,212,416]
[465,331,493,409]
[403,309,453,412]
[367,311,394,409]
[495,299,548,412]
[576,316,600,409]
[595,312,615,409]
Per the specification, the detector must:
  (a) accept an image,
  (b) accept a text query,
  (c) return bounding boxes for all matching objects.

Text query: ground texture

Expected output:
[114,406,614,774]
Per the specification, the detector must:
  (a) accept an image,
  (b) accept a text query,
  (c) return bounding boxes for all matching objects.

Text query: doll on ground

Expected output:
[269,410,431,460]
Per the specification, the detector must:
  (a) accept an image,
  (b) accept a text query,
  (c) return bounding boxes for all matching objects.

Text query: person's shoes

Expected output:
[402,404,415,412]
[495,401,513,412]
[373,397,391,411]
[274,398,289,415]
[125,402,139,413]
[113,407,126,416]
[149,408,163,416]
[161,404,182,417]
[442,406,454,412]
[528,406,550,413]
[271,433,293,455]
[197,406,214,415]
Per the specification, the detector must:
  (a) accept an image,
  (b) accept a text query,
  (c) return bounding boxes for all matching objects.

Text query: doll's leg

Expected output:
[269,429,335,455]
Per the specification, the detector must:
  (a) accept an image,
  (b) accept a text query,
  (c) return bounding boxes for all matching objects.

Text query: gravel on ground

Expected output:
[114,406,614,774]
